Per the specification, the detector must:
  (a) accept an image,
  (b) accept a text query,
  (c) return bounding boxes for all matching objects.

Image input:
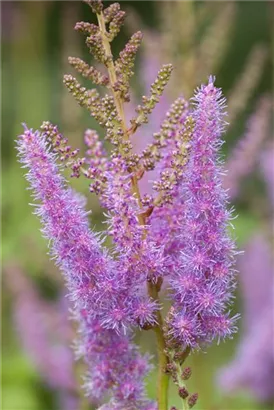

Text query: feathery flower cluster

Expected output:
[155,0,267,129]
[17,1,239,408]
[40,121,85,178]
[224,96,272,199]
[163,78,238,350]
[217,128,273,403]
[260,142,274,210]
[227,45,268,124]
[218,234,274,402]
[17,126,156,408]
[4,265,77,408]
[78,315,155,409]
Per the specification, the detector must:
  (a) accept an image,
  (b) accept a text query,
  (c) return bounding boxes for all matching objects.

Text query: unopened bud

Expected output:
[188,393,198,408]
[165,363,176,374]
[182,366,192,380]
[179,387,189,399]
[84,0,103,14]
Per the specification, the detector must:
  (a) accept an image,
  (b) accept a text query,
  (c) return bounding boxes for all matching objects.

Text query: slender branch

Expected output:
[148,282,170,410]
[172,346,191,410]
[96,11,127,133]
[95,10,169,409]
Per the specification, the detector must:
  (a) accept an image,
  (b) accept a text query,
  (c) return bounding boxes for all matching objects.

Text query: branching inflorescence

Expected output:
[17,1,238,409]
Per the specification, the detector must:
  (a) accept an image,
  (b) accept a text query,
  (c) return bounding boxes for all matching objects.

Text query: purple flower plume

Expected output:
[166,77,238,348]
[17,126,112,306]
[147,97,190,273]
[16,71,240,406]
[218,233,274,402]
[219,309,274,403]
[224,96,271,200]
[16,126,154,405]
[239,234,273,333]
[78,313,155,409]
[104,158,166,284]
[261,142,274,210]
[4,264,75,393]
[17,126,159,330]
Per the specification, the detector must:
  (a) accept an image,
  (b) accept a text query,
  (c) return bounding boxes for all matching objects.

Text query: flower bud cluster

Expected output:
[84,0,103,14]
[64,75,138,161]
[63,74,100,111]
[107,8,126,42]
[140,97,188,173]
[74,21,99,36]
[40,121,84,178]
[103,3,120,24]
[63,75,127,149]
[115,31,143,101]
[152,115,193,205]
[162,316,198,408]
[102,157,167,287]
[86,34,109,65]
[68,57,109,86]
[133,64,173,127]
[188,393,199,408]
[83,129,109,194]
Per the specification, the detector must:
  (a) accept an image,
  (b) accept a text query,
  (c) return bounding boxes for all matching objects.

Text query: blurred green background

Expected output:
[1,1,272,410]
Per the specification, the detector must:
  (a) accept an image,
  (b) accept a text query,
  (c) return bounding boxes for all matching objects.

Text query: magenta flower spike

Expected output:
[4,265,76,394]
[17,126,112,309]
[261,142,274,210]
[16,126,154,407]
[224,96,271,200]
[218,233,274,403]
[165,77,238,349]
[16,1,239,408]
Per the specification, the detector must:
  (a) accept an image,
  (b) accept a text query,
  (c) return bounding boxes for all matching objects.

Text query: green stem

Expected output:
[147,282,169,410]
[182,399,189,410]
[96,10,169,409]
[96,11,127,131]
[173,347,191,410]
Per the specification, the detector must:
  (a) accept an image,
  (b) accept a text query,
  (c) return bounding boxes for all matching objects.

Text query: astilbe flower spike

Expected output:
[260,142,274,210]
[16,1,239,408]
[224,96,272,199]
[217,141,274,404]
[4,265,76,399]
[218,234,274,403]
[168,77,238,347]
[16,126,155,409]
[17,126,111,313]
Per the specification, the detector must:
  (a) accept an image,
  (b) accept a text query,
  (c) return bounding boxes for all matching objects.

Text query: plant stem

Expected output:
[96,10,169,409]
[173,346,191,410]
[96,12,127,132]
[148,282,170,410]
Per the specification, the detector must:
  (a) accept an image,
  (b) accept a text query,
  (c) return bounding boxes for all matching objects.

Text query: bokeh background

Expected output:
[2,1,273,410]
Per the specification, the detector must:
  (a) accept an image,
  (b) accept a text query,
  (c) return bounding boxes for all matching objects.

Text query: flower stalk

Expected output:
[96,10,127,131]
[147,281,170,410]
[94,7,170,408]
